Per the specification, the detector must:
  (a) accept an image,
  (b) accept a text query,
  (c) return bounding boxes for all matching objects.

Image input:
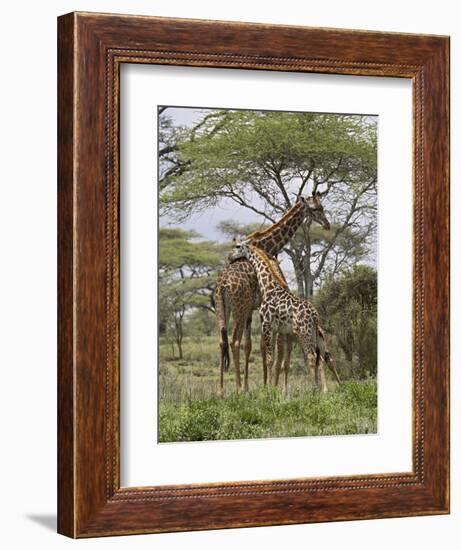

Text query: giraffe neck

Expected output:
[247,202,310,257]
[246,246,288,299]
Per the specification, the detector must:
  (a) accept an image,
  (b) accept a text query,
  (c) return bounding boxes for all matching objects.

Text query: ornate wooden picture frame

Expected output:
[57,12,450,538]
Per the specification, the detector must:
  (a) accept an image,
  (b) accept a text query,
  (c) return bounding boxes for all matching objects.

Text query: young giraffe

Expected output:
[215,193,330,395]
[229,242,340,391]
[231,242,339,392]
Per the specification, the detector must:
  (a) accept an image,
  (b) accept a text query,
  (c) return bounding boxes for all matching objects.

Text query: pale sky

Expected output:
[159,107,270,242]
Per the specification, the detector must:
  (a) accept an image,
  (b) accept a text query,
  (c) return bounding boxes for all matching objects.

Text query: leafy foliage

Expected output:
[159,109,377,297]
[159,228,224,358]
[315,265,377,378]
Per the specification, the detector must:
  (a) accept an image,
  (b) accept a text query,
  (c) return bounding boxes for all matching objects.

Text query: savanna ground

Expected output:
[158,335,377,443]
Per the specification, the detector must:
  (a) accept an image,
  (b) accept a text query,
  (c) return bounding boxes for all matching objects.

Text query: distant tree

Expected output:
[160,109,377,298]
[216,220,269,240]
[185,309,216,338]
[159,228,223,358]
[315,265,377,378]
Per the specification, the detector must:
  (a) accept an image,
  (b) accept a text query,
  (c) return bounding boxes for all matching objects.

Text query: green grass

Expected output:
[159,381,377,442]
[158,335,377,443]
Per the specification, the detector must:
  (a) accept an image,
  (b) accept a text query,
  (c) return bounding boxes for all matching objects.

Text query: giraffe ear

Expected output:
[312,191,321,203]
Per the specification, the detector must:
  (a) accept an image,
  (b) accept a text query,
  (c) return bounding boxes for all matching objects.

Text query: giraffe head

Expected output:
[228,237,251,262]
[300,192,330,230]
[235,240,250,255]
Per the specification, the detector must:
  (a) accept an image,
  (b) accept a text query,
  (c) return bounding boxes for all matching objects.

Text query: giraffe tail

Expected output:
[317,327,341,384]
[215,286,230,372]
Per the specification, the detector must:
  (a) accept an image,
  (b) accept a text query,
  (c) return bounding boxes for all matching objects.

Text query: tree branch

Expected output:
[296,169,313,199]
[223,187,277,223]
[312,179,376,279]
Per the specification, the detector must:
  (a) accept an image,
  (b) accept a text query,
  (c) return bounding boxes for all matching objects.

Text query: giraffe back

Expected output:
[216,258,260,315]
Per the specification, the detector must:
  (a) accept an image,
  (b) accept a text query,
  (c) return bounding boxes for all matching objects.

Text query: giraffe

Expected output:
[215,192,330,395]
[230,242,339,393]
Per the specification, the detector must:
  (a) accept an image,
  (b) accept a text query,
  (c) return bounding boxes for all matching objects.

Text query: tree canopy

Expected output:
[159,108,377,298]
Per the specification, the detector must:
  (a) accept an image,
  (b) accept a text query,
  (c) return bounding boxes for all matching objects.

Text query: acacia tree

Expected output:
[159,228,223,358]
[160,109,377,298]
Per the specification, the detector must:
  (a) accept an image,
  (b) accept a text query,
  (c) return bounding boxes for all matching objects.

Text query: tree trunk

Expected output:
[303,232,314,299]
[289,235,314,299]
[302,252,313,299]
[305,277,314,299]
[174,310,184,359]
[294,263,305,298]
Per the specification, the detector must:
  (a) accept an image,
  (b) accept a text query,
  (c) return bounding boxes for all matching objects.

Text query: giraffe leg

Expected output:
[261,322,274,386]
[301,345,316,385]
[297,335,319,390]
[316,327,334,390]
[231,323,244,393]
[283,335,293,394]
[218,325,229,398]
[243,316,252,392]
[311,350,321,390]
[215,287,227,398]
[274,333,285,387]
[311,341,328,393]
[309,362,316,383]
[300,344,316,384]
[325,353,341,384]
[316,354,328,393]
[261,335,268,386]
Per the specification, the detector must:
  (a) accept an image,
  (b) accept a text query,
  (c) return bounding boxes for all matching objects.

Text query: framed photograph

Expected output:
[58,12,450,538]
